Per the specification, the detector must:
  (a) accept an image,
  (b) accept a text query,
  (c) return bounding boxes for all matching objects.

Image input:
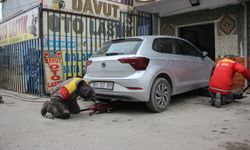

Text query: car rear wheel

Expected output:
[146,78,172,112]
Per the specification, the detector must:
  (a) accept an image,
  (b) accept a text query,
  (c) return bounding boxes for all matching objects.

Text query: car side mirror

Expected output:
[201,51,208,58]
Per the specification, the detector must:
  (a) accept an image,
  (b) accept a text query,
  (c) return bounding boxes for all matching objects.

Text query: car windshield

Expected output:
[92,38,143,57]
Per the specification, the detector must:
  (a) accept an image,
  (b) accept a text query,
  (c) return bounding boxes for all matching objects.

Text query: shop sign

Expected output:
[43,0,133,20]
[43,51,64,93]
[0,8,39,46]
[43,13,134,41]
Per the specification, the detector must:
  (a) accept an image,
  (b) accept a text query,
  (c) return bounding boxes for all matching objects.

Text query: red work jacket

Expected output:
[209,58,250,95]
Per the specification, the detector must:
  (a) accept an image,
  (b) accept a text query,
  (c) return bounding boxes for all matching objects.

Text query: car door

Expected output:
[176,39,211,88]
[153,38,195,94]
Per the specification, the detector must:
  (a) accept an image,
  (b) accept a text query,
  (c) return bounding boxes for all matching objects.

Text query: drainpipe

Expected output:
[242,2,248,86]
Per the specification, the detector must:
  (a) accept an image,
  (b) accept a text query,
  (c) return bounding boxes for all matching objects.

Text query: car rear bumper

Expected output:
[84,71,153,102]
[95,91,145,102]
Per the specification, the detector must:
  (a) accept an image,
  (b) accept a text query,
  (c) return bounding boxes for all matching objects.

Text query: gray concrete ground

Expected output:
[0,89,250,150]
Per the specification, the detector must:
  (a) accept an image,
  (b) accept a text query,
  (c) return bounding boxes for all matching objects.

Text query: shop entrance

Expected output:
[179,23,215,60]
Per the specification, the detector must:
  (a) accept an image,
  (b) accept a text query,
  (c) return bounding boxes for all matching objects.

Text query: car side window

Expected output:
[160,38,174,54]
[152,39,160,52]
[171,39,184,55]
[177,39,202,57]
[153,38,176,54]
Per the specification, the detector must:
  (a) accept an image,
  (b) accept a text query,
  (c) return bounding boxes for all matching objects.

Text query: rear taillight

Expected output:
[118,57,150,70]
[86,60,92,67]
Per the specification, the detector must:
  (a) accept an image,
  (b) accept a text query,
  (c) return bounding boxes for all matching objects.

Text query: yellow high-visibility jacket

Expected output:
[51,78,87,101]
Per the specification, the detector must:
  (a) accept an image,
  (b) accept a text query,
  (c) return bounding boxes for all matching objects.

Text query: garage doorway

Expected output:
[179,23,215,60]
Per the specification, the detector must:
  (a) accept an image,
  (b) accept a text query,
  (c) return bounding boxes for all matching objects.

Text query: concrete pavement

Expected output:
[0,89,250,150]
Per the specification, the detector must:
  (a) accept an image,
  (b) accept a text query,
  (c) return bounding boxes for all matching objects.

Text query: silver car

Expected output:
[84,36,214,112]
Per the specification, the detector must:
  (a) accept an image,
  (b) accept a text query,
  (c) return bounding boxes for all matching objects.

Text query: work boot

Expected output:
[210,93,216,106]
[214,93,222,108]
[41,101,53,116]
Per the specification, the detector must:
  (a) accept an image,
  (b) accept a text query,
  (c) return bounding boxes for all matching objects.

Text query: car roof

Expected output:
[113,35,185,41]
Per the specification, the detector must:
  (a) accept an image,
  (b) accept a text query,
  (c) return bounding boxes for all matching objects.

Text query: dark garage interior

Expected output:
[179,23,215,60]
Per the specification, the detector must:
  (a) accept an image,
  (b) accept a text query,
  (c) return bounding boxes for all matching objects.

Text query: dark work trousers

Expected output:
[50,96,80,119]
[210,92,243,103]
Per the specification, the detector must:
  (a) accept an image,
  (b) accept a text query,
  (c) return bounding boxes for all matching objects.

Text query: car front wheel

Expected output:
[146,77,172,112]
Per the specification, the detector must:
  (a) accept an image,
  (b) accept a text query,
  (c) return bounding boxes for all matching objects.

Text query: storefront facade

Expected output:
[0,0,152,95]
[1,0,249,94]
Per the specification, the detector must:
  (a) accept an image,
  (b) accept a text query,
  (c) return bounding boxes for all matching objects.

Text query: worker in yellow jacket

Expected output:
[41,77,96,119]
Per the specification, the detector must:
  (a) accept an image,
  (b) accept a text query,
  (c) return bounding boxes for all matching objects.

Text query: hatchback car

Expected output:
[84,36,214,112]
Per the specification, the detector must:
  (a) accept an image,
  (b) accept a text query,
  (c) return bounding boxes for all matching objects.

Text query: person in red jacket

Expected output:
[209,55,250,106]
[41,77,96,119]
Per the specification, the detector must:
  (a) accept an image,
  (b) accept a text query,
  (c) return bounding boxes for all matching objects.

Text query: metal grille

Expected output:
[121,0,134,6]
[0,39,44,95]
[120,11,152,37]
[43,8,152,79]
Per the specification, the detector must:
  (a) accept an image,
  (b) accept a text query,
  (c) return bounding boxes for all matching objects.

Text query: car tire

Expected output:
[146,78,172,113]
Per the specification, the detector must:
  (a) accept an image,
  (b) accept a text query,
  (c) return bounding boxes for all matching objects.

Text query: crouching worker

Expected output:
[41,77,96,119]
[209,55,250,107]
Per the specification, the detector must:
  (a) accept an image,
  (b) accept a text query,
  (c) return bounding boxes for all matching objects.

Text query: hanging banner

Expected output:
[43,0,134,20]
[0,7,39,46]
[43,51,64,93]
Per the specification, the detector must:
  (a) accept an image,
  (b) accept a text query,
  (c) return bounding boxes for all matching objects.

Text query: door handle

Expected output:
[167,60,173,63]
